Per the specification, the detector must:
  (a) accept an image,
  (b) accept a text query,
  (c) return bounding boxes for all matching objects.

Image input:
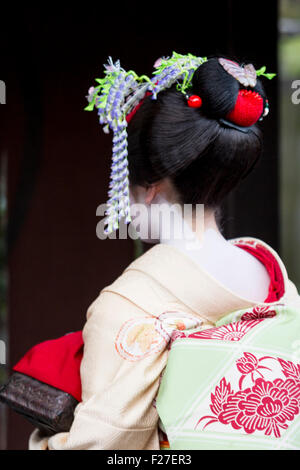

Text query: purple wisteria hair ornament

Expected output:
[85,52,207,234]
[85,52,275,235]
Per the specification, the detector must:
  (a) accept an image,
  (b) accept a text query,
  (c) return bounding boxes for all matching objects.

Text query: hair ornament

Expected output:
[218,58,275,127]
[151,52,207,97]
[85,52,207,234]
[218,58,276,88]
[226,89,264,127]
[263,100,270,117]
[85,53,275,234]
[218,58,257,88]
[218,118,252,134]
[187,94,203,108]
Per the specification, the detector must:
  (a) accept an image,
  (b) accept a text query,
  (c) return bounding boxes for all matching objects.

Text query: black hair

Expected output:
[127,57,267,209]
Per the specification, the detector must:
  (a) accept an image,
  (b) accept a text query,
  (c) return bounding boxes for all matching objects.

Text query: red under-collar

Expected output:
[233,240,285,303]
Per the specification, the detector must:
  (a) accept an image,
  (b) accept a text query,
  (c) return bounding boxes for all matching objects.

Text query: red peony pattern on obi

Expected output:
[195,377,234,430]
[236,352,272,389]
[236,352,259,374]
[241,305,277,322]
[219,377,300,438]
[277,358,300,382]
[196,352,300,438]
[188,320,261,342]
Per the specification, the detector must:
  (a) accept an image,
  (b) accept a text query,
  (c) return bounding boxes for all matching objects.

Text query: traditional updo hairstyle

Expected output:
[127,57,267,210]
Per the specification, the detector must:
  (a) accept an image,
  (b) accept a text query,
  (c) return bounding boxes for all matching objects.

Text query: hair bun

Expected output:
[128,55,265,212]
[191,57,266,125]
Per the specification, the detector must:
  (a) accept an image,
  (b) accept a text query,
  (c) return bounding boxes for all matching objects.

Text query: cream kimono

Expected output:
[29,238,300,450]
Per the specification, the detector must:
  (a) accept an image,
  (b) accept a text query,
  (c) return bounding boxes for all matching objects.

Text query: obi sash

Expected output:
[156,303,300,450]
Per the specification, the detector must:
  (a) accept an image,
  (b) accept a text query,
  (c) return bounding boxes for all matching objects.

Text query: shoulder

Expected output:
[87,244,182,322]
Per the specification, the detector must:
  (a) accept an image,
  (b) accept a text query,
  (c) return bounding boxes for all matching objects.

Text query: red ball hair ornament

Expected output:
[187,94,203,108]
[226,89,264,127]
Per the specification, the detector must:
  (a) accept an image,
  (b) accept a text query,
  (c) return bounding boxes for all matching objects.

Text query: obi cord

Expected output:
[85,52,276,235]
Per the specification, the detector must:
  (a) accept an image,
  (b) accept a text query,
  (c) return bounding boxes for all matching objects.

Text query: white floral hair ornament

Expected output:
[218,58,257,88]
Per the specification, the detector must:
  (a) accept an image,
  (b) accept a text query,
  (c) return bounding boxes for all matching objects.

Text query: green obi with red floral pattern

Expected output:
[156,304,300,450]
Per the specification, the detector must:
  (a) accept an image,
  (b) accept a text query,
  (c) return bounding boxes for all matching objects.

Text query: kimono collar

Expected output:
[117,238,289,326]
[104,237,288,325]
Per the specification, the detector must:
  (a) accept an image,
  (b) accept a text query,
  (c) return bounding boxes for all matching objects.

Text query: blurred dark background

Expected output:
[0,1,283,449]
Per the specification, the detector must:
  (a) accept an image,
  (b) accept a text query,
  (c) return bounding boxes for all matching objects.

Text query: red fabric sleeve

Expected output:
[13,331,83,401]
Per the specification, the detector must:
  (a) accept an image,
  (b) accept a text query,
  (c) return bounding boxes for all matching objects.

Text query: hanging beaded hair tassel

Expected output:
[85,59,148,234]
[85,53,208,234]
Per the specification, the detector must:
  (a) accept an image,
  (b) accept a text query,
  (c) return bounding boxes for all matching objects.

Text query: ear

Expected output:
[145,184,161,205]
